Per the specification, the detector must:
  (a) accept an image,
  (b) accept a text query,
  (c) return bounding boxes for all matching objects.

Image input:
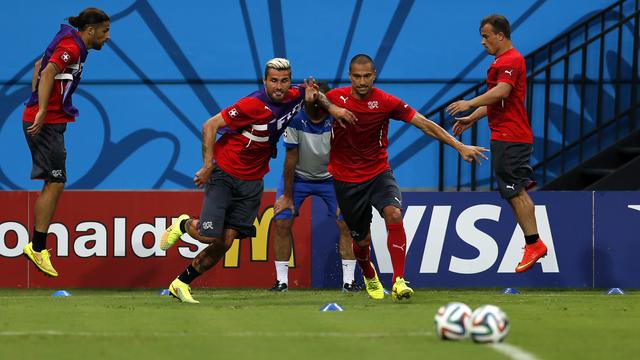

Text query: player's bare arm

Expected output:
[274,147,299,215]
[27,62,60,136]
[452,106,488,136]
[410,113,489,164]
[446,82,512,116]
[315,92,357,128]
[31,58,43,92]
[194,113,225,188]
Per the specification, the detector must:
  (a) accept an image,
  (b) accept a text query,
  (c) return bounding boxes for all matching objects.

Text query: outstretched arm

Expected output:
[452,106,487,136]
[303,77,357,128]
[194,113,226,188]
[446,82,512,116]
[410,113,489,164]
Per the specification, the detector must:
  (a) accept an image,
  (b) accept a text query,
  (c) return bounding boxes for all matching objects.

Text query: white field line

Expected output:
[0,330,433,338]
[490,343,541,360]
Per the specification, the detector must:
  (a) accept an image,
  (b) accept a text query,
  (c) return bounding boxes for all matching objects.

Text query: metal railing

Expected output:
[429,0,639,191]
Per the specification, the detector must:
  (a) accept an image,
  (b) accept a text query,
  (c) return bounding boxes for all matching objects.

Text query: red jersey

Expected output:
[326,87,416,182]
[486,48,533,143]
[23,36,82,124]
[216,86,305,180]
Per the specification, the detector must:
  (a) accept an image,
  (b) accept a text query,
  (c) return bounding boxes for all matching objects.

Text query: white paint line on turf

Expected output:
[0,330,433,338]
[490,343,541,360]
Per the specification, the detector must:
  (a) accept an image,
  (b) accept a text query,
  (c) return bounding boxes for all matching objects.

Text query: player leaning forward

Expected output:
[326,54,489,301]
[159,58,356,303]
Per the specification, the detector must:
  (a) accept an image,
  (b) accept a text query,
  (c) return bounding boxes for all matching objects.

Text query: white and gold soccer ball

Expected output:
[467,304,510,343]
[434,302,472,340]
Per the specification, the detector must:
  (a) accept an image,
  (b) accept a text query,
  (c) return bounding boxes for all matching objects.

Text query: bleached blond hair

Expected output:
[264,57,291,78]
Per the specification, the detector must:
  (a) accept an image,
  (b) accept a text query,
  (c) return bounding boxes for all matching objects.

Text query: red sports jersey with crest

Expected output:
[326,87,416,182]
[23,36,82,124]
[216,86,305,180]
[486,48,533,143]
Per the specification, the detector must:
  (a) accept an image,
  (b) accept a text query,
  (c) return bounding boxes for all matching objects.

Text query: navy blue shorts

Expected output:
[198,167,263,239]
[333,170,402,242]
[23,122,67,183]
[274,176,341,220]
[491,140,536,199]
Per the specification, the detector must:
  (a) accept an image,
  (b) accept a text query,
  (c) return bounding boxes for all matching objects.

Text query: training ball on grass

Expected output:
[467,304,510,343]
[434,302,472,340]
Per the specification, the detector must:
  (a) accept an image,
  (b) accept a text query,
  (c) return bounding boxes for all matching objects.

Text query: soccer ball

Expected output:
[467,304,510,343]
[434,302,472,340]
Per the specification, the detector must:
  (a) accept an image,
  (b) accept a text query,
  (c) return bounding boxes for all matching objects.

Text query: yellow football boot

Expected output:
[160,214,190,250]
[169,278,199,304]
[363,266,385,300]
[23,242,58,277]
[392,277,414,301]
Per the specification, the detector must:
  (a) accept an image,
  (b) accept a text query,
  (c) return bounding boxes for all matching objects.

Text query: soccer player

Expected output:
[22,8,111,277]
[270,82,358,293]
[326,54,489,301]
[159,58,356,303]
[446,14,548,273]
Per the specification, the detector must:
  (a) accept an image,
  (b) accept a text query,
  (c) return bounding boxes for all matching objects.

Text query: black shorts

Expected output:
[23,122,67,183]
[491,140,536,199]
[333,170,402,242]
[198,167,263,239]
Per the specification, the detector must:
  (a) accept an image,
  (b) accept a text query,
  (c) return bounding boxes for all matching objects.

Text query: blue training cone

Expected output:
[502,288,521,295]
[605,288,625,295]
[159,289,171,296]
[320,303,344,312]
[51,290,72,297]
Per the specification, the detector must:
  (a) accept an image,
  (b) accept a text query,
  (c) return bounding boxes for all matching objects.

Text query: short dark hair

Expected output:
[349,54,376,72]
[480,14,511,39]
[68,8,110,30]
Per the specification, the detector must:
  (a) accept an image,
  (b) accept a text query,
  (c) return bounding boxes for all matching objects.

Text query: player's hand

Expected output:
[274,194,294,215]
[452,116,476,136]
[26,110,46,136]
[329,105,357,128]
[458,144,489,164]
[446,100,473,116]
[304,77,320,103]
[194,164,215,188]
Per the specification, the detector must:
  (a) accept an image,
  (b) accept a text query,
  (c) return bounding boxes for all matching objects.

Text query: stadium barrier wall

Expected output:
[1,191,638,289]
[0,191,312,288]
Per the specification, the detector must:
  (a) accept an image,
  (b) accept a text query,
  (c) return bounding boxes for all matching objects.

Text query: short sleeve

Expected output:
[283,126,299,148]
[49,37,80,72]
[495,57,519,87]
[387,93,416,122]
[221,97,272,130]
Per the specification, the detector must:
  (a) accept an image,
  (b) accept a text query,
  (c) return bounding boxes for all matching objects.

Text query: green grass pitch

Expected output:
[0,289,637,359]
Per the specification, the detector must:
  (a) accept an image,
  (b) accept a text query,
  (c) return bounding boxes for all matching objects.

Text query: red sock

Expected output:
[386,223,407,281]
[352,242,376,279]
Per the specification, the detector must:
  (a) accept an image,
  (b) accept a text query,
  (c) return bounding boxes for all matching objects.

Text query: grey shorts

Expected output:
[333,169,402,242]
[199,167,264,239]
[23,122,67,183]
[491,140,536,199]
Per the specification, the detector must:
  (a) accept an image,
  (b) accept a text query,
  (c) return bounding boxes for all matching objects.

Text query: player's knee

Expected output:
[383,207,403,224]
[274,219,293,236]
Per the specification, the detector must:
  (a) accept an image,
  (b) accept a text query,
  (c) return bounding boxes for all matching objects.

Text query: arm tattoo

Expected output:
[316,92,333,111]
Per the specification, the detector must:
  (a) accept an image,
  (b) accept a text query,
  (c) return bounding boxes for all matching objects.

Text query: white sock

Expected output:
[275,261,289,285]
[342,259,356,284]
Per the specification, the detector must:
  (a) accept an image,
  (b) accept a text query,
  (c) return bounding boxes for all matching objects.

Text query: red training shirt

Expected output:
[326,86,416,183]
[216,87,304,180]
[486,48,533,143]
[23,36,81,124]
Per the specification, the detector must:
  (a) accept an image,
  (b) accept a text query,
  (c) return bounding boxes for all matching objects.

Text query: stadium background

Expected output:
[0,0,618,190]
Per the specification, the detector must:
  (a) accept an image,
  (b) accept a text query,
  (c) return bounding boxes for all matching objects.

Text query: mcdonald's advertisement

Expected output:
[0,191,311,288]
